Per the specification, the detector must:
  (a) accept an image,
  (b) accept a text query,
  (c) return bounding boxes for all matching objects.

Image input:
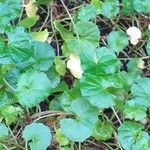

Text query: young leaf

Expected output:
[31,29,49,42]
[25,0,38,17]
[91,0,103,14]
[80,74,115,108]
[16,70,53,108]
[74,21,100,45]
[19,16,39,28]
[124,99,147,121]
[93,121,114,141]
[0,123,9,139]
[131,78,150,107]
[118,121,150,150]
[0,105,23,124]
[55,129,70,146]
[77,4,97,21]
[54,20,74,41]
[107,31,129,52]
[22,123,52,150]
[54,57,66,76]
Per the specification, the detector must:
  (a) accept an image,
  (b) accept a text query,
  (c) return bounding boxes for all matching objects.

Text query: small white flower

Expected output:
[67,54,83,79]
[148,24,150,30]
[126,26,142,45]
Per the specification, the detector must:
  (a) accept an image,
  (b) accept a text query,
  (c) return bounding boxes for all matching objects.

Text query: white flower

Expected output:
[148,24,150,30]
[67,54,83,79]
[126,26,142,45]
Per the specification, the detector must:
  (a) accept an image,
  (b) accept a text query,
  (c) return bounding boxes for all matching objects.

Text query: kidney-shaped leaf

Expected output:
[81,46,120,75]
[107,31,129,52]
[60,99,98,142]
[118,121,150,150]
[124,99,147,121]
[6,27,34,63]
[93,121,114,141]
[16,70,53,108]
[22,123,52,150]
[80,74,115,108]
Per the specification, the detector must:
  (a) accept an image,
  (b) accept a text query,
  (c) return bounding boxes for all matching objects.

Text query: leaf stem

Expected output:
[3,78,16,92]
[60,0,80,39]
[111,107,122,125]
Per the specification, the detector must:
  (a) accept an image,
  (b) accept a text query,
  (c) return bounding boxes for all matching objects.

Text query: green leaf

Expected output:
[60,118,93,142]
[16,70,53,108]
[22,123,52,150]
[101,0,119,18]
[80,74,115,108]
[32,41,55,71]
[56,129,70,146]
[133,0,150,14]
[54,20,74,41]
[54,57,66,76]
[118,121,150,150]
[131,78,150,107]
[121,0,135,15]
[0,37,12,64]
[17,41,55,72]
[0,92,10,108]
[6,27,34,63]
[69,99,98,122]
[0,105,23,124]
[107,31,129,52]
[19,16,39,28]
[4,67,21,89]
[81,46,120,75]
[60,86,82,112]
[0,123,9,139]
[93,121,114,141]
[91,0,103,14]
[124,99,147,121]
[60,99,98,142]
[64,39,96,55]
[31,29,49,42]
[77,5,97,21]
[36,0,53,5]
[0,0,21,33]
[74,21,100,45]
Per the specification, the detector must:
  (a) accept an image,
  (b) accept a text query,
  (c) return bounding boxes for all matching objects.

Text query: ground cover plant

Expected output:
[0,0,150,149]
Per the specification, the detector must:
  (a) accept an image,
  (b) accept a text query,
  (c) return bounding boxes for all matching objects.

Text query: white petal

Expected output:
[148,24,150,30]
[126,26,142,39]
[130,38,139,45]
[126,26,142,45]
[67,54,83,79]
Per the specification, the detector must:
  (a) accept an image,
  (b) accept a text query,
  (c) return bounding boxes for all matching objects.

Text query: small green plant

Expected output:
[0,0,150,149]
